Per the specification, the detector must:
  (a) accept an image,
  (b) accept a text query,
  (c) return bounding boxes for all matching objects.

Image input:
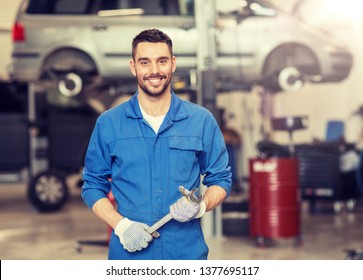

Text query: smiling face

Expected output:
[130,42,176,98]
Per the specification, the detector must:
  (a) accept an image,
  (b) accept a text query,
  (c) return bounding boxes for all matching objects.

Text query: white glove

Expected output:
[170,196,206,222]
[114,218,153,252]
[195,201,206,219]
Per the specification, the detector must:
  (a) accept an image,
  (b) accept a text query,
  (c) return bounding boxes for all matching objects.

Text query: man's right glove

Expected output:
[170,195,206,222]
[114,218,153,252]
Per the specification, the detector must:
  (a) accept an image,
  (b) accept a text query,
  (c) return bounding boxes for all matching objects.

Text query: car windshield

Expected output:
[217,0,278,17]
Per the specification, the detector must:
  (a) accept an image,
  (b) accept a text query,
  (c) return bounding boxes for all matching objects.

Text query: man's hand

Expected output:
[114,218,153,252]
[170,195,206,222]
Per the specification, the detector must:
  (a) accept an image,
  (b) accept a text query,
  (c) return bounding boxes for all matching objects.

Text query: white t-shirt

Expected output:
[139,105,166,134]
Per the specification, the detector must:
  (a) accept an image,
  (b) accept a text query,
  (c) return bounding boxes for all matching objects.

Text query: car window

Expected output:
[26,0,91,15]
[25,0,194,16]
[218,0,276,18]
[249,0,276,17]
[97,0,194,16]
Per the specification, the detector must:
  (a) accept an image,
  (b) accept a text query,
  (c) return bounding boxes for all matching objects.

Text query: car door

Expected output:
[89,0,197,81]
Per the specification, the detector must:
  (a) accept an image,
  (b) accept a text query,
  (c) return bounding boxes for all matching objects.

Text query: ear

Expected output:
[129,59,136,76]
[171,56,176,73]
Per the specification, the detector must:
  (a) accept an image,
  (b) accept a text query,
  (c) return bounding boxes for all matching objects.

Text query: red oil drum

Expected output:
[249,157,300,240]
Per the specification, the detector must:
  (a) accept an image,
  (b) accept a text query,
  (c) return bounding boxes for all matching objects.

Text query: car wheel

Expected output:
[262,44,317,92]
[277,66,304,92]
[57,72,84,98]
[28,171,68,212]
[42,49,97,99]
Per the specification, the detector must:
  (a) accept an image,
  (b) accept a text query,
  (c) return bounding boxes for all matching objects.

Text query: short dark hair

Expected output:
[132,29,173,60]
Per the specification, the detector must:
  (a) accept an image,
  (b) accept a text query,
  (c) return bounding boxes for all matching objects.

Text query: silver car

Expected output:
[9,0,353,99]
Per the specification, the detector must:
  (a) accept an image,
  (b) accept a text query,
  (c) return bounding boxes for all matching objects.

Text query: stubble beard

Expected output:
[137,73,172,98]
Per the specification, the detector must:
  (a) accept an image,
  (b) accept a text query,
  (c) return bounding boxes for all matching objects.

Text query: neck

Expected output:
[137,90,172,117]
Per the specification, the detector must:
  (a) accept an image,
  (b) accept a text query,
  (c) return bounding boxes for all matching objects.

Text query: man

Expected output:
[82,29,232,260]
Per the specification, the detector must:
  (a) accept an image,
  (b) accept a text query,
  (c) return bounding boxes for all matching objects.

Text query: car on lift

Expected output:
[9,0,353,99]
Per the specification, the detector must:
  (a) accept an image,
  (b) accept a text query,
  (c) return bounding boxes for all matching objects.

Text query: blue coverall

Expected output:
[82,92,232,260]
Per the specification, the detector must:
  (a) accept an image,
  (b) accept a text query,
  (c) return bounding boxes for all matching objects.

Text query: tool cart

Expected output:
[295,142,362,213]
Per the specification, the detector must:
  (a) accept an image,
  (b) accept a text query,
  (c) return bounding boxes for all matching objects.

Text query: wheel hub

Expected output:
[278,66,304,92]
[35,175,65,204]
[58,72,83,97]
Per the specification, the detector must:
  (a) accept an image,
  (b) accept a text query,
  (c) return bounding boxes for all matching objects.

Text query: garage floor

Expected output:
[1,179,363,260]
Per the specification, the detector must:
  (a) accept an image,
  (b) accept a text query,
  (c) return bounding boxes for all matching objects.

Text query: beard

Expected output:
[137,72,172,98]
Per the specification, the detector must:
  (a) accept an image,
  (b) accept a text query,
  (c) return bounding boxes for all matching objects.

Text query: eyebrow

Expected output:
[137,56,170,62]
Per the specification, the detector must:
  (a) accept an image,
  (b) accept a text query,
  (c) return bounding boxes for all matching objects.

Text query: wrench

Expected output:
[146,186,202,238]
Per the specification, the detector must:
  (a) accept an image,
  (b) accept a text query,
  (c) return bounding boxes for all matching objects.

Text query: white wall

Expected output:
[217,90,264,181]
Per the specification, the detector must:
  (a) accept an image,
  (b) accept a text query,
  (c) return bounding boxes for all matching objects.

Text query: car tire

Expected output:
[28,171,69,212]
[277,66,304,92]
[42,49,97,99]
[262,44,316,92]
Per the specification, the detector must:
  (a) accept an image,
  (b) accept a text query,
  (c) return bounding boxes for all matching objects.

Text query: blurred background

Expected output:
[1,0,363,260]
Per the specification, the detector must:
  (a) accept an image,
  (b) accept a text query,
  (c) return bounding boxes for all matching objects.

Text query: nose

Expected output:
[150,61,160,74]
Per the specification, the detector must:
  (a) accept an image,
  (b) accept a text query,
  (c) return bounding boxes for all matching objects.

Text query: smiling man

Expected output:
[81,29,232,260]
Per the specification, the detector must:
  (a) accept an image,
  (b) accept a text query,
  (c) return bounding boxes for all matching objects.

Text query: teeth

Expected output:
[148,78,162,84]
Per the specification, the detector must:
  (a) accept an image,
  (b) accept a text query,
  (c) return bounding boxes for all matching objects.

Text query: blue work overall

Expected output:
[82,92,232,259]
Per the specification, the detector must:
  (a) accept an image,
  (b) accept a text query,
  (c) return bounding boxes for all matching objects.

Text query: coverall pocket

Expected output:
[168,137,203,183]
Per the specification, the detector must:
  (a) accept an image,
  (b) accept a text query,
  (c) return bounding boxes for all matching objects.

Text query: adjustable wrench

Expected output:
[146,186,202,238]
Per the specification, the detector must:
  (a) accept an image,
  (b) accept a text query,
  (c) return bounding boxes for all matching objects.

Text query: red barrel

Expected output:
[249,157,300,238]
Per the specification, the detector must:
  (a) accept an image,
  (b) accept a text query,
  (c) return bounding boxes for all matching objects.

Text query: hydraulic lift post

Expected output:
[28,83,48,178]
[195,0,223,239]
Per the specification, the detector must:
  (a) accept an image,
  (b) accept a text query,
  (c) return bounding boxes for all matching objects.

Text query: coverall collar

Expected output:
[125,91,189,122]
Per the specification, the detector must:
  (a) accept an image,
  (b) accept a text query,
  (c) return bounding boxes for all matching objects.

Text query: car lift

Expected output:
[28,83,48,180]
[26,83,71,212]
[195,0,224,239]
